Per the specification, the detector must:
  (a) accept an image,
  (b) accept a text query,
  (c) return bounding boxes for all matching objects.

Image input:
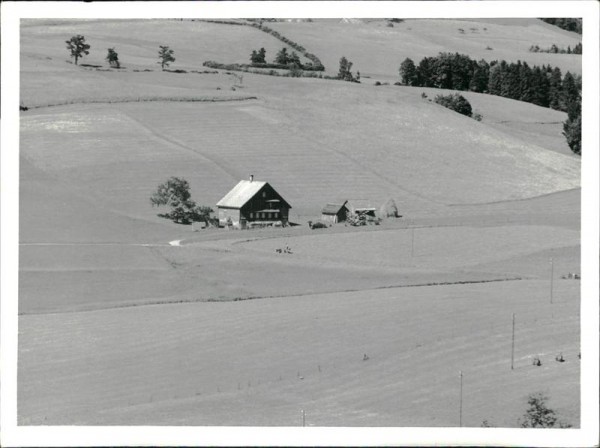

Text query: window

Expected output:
[262,191,266,198]
[249,212,254,219]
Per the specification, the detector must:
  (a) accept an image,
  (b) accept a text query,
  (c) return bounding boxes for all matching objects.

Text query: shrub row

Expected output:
[529,43,582,54]
[203,60,327,79]
[249,61,322,71]
[250,23,325,70]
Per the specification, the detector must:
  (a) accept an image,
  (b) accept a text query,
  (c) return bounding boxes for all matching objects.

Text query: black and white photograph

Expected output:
[1,1,598,446]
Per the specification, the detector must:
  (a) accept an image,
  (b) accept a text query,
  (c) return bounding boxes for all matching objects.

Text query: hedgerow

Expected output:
[194,18,325,71]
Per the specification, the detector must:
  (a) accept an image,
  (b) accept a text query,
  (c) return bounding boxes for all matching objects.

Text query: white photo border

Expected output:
[2,1,598,446]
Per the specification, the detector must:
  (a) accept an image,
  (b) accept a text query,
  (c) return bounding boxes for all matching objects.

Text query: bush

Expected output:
[309,221,328,229]
[519,393,572,428]
[434,93,473,117]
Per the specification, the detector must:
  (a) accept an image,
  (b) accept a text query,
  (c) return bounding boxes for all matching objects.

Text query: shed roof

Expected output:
[321,202,348,215]
[216,180,267,209]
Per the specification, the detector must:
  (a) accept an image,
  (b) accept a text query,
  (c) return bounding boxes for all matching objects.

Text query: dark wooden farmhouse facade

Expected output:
[321,201,349,224]
[216,176,291,228]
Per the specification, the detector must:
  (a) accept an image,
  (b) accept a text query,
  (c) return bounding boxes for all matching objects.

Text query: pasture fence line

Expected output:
[24,95,259,110]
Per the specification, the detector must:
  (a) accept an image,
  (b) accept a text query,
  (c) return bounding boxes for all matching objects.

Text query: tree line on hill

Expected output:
[540,18,582,34]
[529,42,582,54]
[399,53,582,154]
[248,46,317,71]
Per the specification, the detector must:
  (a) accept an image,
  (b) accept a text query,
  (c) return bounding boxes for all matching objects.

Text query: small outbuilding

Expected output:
[320,201,349,224]
[216,175,291,228]
[346,200,378,218]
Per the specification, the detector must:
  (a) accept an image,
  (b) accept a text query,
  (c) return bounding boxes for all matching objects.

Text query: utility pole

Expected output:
[511,313,516,370]
[550,257,554,304]
[301,409,305,427]
[459,370,463,427]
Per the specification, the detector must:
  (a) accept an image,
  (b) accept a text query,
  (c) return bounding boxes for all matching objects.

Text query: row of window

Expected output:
[249,211,279,220]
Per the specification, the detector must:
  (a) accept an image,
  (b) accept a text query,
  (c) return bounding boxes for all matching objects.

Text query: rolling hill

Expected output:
[17,18,582,429]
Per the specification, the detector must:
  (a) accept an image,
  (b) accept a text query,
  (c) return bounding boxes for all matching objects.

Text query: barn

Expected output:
[321,201,349,224]
[216,176,292,228]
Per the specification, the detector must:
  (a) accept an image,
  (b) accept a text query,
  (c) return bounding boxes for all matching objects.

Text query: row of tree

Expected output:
[399,53,580,110]
[250,47,303,69]
[65,35,176,70]
[540,18,582,34]
[529,42,582,54]
[399,53,581,154]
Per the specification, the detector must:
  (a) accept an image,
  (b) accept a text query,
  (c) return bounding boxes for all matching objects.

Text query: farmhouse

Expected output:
[321,201,349,224]
[216,176,291,228]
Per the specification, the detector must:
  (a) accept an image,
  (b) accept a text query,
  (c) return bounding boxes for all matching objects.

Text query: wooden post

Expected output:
[459,370,463,427]
[302,409,305,427]
[511,313,515,370]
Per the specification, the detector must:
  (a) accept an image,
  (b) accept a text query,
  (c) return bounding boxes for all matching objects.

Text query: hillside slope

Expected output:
[20,75,580,225]
[269,18,582,80]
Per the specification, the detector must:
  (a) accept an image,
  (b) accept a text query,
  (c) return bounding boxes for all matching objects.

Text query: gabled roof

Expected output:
[217,179,292,210]
[321,201,348,215]
[217,180,267,208]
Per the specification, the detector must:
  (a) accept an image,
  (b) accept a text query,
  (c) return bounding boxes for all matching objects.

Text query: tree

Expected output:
[548,66,563,110]
[106,47,120,68]
[150,177,212,224]
[158,45,175,70]
[561,71,579,112]
[65,35,90,65]
[563,112,581,155]
[250,47,266,64]
[518,61,534,103]
[274,47,289,65]
[416,56,436,87]
[337,56,357,82]
[487,61,504,95]
[287,51,302,68]
[519,393,571,428]
[469,59,489,93]
[399,58,418,86]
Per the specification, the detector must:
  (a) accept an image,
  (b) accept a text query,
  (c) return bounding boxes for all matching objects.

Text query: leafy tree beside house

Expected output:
[150,177,213,224]
[65,35,90,65]
[158,45,175,70]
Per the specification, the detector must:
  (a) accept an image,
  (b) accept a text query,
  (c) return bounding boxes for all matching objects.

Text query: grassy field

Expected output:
[19,279,579,426]
[17,18,581,428]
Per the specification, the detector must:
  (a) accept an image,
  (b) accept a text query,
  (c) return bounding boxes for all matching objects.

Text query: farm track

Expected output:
[120,106,242,181]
